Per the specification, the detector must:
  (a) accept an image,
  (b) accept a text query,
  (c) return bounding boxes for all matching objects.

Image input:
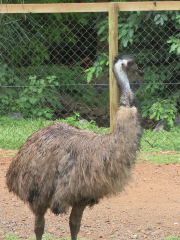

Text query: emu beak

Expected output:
[130,64,142,73]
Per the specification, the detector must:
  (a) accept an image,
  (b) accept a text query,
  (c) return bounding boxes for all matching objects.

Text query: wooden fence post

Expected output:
[109,2,119,132]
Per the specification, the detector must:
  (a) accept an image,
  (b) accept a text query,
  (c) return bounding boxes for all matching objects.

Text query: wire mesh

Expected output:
[120,11,180,152]
[0,13,109,126]
[0,10,180,152]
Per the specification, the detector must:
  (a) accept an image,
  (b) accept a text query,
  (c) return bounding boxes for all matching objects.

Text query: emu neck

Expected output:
[114,66,132,107]
[115,68,131,93]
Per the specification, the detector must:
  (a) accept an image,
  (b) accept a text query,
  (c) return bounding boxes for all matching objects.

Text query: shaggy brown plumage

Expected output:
[6,54,141,240]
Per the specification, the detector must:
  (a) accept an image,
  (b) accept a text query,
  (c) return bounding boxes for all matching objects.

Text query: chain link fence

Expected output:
[0,9,180,151]
[0,13,110,125]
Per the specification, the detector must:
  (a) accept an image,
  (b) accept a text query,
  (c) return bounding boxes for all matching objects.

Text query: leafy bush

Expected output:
[148,98,178,128]
[0,64,97,119]
[85,52,109,83]
[0,12,98,67]
[167,33,180,55]
[19,63,86,95]
[0,65,61,118]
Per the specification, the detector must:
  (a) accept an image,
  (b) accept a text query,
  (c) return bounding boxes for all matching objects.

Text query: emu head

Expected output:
[113,54,138,73]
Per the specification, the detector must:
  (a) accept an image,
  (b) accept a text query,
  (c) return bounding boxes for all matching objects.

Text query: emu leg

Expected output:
[34,213,45,240]
[69,203,86,240]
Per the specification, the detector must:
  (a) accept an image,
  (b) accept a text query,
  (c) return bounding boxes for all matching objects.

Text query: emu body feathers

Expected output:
[6,106,139,214]
[6,54,141,240]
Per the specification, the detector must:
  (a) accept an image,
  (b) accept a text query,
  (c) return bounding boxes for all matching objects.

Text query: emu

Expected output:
[6,54,141,240]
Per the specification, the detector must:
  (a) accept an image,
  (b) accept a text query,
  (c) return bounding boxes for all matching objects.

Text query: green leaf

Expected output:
[30,98,38,104]
[128,28,134,38]
[86,72,93,83]
[100,36,108,42]
[98,25,106,35]
[40,79,45,85]
[160,17,164,26]
[154,14,160,21]
[20,97,28,102]
[44,52,50,61]
[176,47,180,54]
[142,111,148,118]
[119,28,127,38]
[150,112,157,119]
[162,14,168,21]
[122,37,128,47]
[169,43,177,53]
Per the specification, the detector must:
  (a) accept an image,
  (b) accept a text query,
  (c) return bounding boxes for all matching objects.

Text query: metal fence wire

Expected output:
[0,13,110,126]
[0,10,180,151]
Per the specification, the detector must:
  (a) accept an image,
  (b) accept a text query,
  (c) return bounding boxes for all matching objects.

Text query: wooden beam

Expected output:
[0,3,109,13]
[109,2,119,132]
[0,2,180,14]
[117,1,180,11]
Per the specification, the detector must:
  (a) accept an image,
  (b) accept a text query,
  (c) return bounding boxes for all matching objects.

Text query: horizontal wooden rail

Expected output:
[0,2,180,13]
[0,3,109,13]
[117,1,180,11]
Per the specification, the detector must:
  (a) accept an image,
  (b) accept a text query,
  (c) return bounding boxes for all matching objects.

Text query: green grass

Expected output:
[165,236,180,240]
[138,127,180,164]
[137,151,180,164]
[0,117,53,150]
[141,128,180,152]
[0,116,109,150]
[2,233,179,240]
[2,233,91,240]
[0,115,180,164]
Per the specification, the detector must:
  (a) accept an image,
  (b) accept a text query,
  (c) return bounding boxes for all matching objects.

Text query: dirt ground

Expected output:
[0,149,180,240]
